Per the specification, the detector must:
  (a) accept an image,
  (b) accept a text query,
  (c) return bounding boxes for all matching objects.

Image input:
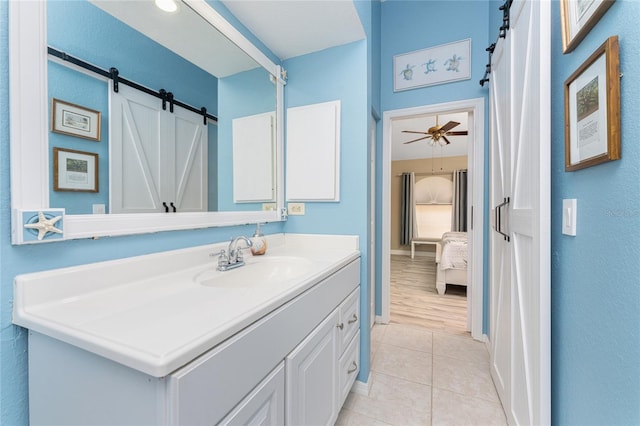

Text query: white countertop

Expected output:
[13,234,360,377]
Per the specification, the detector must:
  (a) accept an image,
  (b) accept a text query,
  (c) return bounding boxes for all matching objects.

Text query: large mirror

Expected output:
[10,0,285,244]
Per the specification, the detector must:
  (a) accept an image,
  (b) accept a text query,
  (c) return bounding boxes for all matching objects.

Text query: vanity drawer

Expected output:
[338,287,360,354]
[338,330,360,407]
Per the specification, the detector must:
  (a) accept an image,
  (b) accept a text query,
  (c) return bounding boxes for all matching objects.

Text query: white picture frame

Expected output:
[393,39,471,92]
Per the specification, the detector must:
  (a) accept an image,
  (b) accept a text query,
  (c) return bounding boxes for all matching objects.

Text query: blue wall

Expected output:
[282,40,371,382]
[379,0,490,330]
[548,0,640,423]
[380,0,489,111]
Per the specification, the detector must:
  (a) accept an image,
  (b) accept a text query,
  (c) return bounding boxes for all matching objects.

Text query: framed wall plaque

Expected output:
[53,147,99,192]
[560,0,615,54]
[51,98,102,141]
[564,36,620,171]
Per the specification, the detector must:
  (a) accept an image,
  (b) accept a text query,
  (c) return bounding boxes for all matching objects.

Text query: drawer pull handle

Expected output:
[348,314,358,324]
[347,361,358,374]
[337,323,344,330]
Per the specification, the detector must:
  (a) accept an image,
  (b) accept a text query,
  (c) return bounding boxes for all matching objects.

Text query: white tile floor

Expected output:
[336,323,507,426]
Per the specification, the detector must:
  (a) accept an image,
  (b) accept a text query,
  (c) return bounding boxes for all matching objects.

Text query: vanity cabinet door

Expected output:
[219,362,285,426]
[286,309,339,426]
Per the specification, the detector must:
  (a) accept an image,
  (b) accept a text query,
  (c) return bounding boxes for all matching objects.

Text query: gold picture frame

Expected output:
[564,36,620,172]
[560,0,615,54]
[51,98,102,141]
[53,147,99,192]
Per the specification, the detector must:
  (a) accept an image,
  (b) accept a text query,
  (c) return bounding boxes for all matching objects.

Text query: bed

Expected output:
[436,231,468,295]
[411,204,453,259]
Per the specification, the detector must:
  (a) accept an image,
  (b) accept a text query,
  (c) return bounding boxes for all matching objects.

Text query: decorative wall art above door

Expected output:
[393,39,471,92]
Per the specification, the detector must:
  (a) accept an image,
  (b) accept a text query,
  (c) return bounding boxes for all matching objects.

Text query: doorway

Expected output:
[380,98,485,340]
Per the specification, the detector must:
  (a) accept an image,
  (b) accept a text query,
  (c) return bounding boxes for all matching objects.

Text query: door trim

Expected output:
[380,98,485,340]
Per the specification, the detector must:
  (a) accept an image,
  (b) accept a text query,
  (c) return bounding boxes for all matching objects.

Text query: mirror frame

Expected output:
[9,0,285,244]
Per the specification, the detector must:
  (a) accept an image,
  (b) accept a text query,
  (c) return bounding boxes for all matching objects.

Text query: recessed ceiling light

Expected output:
[155,0,178,13]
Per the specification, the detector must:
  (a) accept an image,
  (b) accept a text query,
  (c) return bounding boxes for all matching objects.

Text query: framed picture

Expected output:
[53,147,99,192]
[393,39,471,92]
[564,36,620,172]
[51,98,102,141]
[560,0,615,53]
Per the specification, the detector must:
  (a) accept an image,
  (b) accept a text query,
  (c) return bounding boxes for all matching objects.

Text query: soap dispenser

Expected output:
[250,223,267,256]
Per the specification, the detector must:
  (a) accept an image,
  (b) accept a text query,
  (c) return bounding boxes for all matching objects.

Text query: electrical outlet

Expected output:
[288,203,305,215]
[92,204,106,214]
[262,203,276,211]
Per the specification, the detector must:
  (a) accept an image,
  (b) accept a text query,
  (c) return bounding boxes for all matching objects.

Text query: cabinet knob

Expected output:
[336,323,344,330]
[347,361,358,374]
[348,314,358,324]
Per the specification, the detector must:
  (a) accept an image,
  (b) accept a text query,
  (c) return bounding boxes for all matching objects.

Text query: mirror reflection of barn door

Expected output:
[110,83,207,213]
[489,0,550,424]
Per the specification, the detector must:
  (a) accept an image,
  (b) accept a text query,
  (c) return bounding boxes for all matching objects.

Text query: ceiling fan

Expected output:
[402,116,468,145]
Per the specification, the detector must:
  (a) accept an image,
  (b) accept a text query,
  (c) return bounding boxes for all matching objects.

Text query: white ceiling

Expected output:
[221,0,366,60]
[91,0,366,76]
[90,0,260,77]
[392,112,469,161]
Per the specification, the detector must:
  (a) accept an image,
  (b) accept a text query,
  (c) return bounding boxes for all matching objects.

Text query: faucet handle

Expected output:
[217,249,229,266]
[236,248,245,263]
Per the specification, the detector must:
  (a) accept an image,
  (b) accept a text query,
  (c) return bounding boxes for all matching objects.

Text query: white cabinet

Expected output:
[27,258,360,426]
[286,101,341,202]
[285,287,360,426]
[232,112,276,203]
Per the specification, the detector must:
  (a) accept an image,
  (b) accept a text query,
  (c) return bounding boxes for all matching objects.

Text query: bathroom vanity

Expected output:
[13,234,360,425]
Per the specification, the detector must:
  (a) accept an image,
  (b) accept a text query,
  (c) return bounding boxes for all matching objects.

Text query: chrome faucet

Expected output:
[217,236,253,271]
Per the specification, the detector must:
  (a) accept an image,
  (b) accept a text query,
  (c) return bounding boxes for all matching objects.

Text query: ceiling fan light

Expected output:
[155,0,178,13]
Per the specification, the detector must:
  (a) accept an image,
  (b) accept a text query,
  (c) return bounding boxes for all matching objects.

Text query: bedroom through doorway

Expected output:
[380,98,485,340]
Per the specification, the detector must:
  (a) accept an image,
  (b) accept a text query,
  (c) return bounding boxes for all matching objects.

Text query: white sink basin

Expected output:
[194,256,316,288]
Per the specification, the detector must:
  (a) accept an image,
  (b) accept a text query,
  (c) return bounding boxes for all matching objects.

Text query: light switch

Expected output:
[562,199,577,236]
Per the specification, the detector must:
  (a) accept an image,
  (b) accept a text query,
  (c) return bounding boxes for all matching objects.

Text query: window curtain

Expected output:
[452,169,468,232]
[400,172,416,245]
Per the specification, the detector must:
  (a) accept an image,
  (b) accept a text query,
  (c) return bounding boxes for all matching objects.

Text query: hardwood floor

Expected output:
[390,254,468,335]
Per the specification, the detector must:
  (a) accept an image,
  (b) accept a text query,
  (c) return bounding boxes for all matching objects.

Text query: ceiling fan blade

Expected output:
[439,121,460,133]
[403,135,432,144]
[446,131,468,136]
[402,130,430,135]
[442,135,452,145]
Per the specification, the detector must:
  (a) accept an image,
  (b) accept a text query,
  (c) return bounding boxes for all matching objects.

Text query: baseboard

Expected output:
[390,249,435,258]
[351,373,372,396]
[375,315,388,324]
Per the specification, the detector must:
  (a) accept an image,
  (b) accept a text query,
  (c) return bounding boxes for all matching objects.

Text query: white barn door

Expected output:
[489,1,550,425]
[110,84,208,213]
